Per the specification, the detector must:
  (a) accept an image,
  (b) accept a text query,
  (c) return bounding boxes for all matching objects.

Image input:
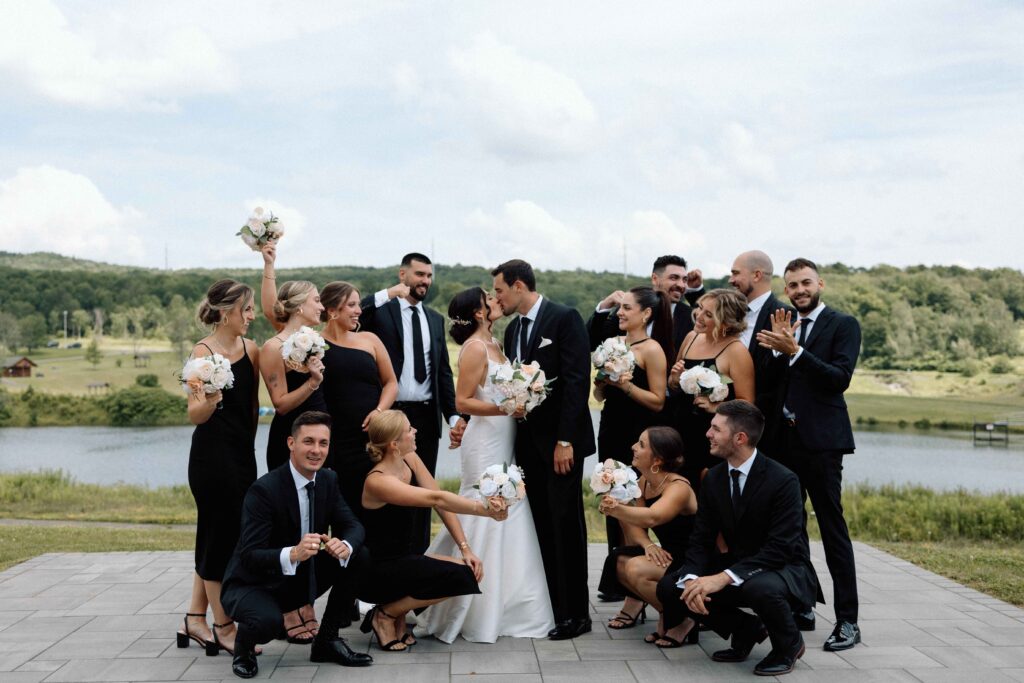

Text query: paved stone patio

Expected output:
[2,541,1024,681]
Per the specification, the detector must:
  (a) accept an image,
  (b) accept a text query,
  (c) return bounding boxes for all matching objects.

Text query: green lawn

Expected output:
[0,525,194,572]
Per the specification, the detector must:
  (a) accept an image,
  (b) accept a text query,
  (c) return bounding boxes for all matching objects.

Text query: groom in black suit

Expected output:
[656,400,820,676]
[756,257,863,652]
[492,259,595,640]
[221,411,372,678]
[359,252,462,551]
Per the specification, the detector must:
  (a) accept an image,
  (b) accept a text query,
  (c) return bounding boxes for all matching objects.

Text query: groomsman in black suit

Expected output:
[656,400,820,676]
[588,254,704,355]
[756,257,862,652]
[221,411,372,678]
[727,250,792,457]
[492,259,595,640]
[360,252,463,551]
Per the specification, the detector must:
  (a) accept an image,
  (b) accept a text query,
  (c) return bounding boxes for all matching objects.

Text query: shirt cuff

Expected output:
[448,415,462,429]
[788,348,804,365]
[675,573,698,588]
[374,289,389,308]
[724,569,743,586]
[337,540,352,567]
[280,547,298,575]
[685,285,704,294]
[595,305,613,314]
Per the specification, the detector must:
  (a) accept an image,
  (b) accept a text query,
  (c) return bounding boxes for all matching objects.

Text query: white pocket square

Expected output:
[538,337,553,348]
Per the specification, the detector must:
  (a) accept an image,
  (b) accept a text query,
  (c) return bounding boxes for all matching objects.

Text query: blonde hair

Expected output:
[696,288,748,341]
[320,281,359,323]
[197,279,254,327]
[272,280,316,323]
[365,409,407,463]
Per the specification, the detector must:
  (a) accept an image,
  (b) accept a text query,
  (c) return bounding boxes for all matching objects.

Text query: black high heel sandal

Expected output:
[175,612,209,649]
[654,620,700,649]
[607,602,647,630]
[359,607,407,652]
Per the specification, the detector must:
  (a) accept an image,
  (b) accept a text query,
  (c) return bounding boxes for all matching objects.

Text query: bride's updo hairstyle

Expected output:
[197,279,254,327]
[273,280,316,324]
[645,426,686,474]
[319,281,358,323]
[447,287,487,345]
[696,288,749,341]
[366,409,408,463]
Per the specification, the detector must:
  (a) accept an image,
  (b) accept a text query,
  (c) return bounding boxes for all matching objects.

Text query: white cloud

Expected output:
[446,33,599,161]
[0,165,145,261]
[0,0,235,109]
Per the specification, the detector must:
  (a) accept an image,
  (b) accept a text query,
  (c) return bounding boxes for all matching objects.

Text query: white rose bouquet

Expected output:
[471,463,526,511]
[237,206,285,251]
[179,354,234,400]
[592,337,636,382]
[590,459,641,502]
[488,360,554,416]
[281,326,328,373]
[677,364,732,402]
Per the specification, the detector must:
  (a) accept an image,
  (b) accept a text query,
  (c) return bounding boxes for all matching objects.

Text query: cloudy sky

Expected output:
[1,0,1022,276]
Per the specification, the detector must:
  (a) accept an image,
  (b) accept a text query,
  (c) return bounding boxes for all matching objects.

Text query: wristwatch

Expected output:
[557,440,571,448]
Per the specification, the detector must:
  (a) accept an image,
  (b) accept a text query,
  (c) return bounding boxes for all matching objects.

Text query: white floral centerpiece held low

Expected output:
[472,463,526,511]
[179,354,235,396]
[281,326,328,373]
[677,364,732,401]
[237,206,285,251]
[590,459,641,502]
[487,360,554,416]
[592,337,636,382]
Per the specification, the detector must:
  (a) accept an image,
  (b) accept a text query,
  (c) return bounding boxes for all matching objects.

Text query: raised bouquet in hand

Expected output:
[281,326,327,373]
[472,463,526,510]
[179,354,234,396]
[237,206,285,251]
[488,360,554,416]
[677,364,731,401]
[590,459,641,502]
[592,337,635,382]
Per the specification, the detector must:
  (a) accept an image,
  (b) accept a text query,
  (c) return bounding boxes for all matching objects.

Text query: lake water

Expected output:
[0,421,1021,493]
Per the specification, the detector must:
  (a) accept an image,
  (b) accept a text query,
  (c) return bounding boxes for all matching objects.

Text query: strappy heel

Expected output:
[607,602,647,630]
[207,622,236,656]
[359,607,407,652]
[176,612,209,649]
[655,620,700,648]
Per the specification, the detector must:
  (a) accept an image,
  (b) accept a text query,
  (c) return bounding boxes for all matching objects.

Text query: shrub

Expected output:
[135,373,160,388]
[991,356,1014,374]
[102,386,187,427]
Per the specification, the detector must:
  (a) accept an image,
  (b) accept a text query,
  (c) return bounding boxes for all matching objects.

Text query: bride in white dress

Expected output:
[418,287,554,643]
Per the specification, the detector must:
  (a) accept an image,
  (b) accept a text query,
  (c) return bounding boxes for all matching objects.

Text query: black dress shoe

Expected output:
[548,617,592,640]
[597,591,624,602]
[310,636,373,667]
[794,610,815,632]
[711,617,768,662]
[823,621,860,651]
[754,640,805,676]
[231,650,258,679]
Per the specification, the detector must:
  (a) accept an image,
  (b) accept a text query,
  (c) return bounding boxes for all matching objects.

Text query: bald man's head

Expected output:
[729,250,774,300]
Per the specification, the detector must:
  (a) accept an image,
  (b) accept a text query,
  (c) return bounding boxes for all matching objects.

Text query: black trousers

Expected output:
[516,431,589,622]
[656,568,802,656]
[395,400,441,554]
[781,423,858,623]
[233,546,368,649]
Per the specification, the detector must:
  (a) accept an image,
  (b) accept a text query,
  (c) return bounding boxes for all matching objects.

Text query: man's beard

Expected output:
[733,282,753,299]
[793,291,821,314]
[408,283,429,301]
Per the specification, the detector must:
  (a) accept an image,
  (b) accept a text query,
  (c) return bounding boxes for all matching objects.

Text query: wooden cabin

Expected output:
[2,356,37,378]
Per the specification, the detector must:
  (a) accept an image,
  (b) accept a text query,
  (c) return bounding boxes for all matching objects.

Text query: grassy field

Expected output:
[0,525,194,573]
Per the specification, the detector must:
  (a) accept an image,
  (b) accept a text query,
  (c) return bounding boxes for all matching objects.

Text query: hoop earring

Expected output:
[651,465,661,474]
[330,314,338,321]
[353,320,362,333]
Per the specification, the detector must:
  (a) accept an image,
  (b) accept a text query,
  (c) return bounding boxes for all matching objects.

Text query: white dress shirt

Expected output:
[516,295,544,360]
[779,301,827,419]
[740,291,771,349]
[278,462,351,574]
[677,451,760,588]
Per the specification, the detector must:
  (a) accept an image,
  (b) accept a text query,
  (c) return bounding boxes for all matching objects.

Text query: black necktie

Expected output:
[730,469,742,514]
[410,306,427,383]
[304,481,316,602]
[519,317,531,362]
[797,317,811,347]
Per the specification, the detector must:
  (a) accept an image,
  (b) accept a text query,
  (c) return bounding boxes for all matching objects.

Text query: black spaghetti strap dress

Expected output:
[187,341,257,581]
[265,369,328,471]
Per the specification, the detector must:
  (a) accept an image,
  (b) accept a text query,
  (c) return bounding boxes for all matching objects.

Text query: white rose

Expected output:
[251,206,266,219]
[493,472,510,486]
[484,464,503,477]
[241,232,258,249]
[624,482,641,500]
[479,479,499,496]
[612,469,629,485]
[500,481,516,499]
[195,360,215,382]
[626,468,638,482]
[493,364,513,382]
[608,484,629,501]
[247,218,267,238]
[508,466,523,483]
[288,347,306,363]
[710,384,729,402]
[590,472,611,493]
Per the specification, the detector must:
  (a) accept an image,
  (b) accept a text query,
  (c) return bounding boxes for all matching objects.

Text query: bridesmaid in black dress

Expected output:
[178,279,259,657]
[668,289,755,493]
[318,281,398,518]
[359,410,508,652]
[597,426,697,648]
[594,286,671,589]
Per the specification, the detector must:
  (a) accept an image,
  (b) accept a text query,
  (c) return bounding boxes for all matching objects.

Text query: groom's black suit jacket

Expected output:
[221,465,365,609]
[679,452,820,608]
[358,294,458,432]
[503,298,595,458]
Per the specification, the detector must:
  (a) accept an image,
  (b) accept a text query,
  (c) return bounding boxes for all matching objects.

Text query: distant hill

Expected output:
[0,252,144,273]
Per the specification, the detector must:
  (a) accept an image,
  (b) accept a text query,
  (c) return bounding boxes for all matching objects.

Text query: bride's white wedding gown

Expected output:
[418,355,554,643]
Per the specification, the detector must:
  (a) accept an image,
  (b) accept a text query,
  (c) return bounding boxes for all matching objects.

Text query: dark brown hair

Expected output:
[715,399,765,447]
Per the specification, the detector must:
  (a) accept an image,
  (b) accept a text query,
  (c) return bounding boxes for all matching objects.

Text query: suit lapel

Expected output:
[803,307,834,351]
[386,299,404,374]
[735,451,767,520]
[277,466,301,534]
[749,295,776,353]
[524,299,549,362]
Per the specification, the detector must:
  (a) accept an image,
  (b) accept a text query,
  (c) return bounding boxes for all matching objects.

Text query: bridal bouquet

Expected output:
[592,337,635,382]
[472,463,526,510]
[488,360,554,416]
[237,206,285,251]
[179,354,234,396]
[677,365,731,401]
[281,326,327,373]
[590,459,641,502]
